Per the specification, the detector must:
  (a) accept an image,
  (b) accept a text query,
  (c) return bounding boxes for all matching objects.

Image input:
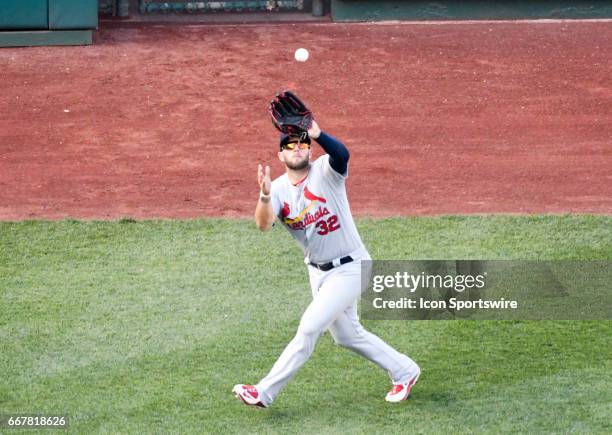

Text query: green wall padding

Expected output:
[332,0,612,21]
[49,0,98,29]
[0,30,93,47]
[0,0,48,29]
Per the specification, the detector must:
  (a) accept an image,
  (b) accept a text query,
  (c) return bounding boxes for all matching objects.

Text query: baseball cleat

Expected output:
[385,371,420,403]
[232,384,268,408]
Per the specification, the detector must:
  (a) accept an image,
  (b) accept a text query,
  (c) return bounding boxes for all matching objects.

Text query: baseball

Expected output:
[294,48,309,62]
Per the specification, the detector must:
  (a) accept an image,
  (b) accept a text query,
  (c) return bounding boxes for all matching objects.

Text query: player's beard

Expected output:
[285,154,310,171]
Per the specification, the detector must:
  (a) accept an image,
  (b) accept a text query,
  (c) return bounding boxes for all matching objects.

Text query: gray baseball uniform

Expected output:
[255,152,419,406]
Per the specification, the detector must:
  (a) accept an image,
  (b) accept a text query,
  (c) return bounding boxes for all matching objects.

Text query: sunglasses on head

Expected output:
[283,141,310,151]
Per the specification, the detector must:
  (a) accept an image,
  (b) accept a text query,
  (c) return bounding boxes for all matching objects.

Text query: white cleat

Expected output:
[232,384,268,408]
[385,370,420,403]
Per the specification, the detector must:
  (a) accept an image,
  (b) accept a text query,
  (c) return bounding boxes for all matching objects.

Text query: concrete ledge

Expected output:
[0,30,93,47]
[332,1,612,22]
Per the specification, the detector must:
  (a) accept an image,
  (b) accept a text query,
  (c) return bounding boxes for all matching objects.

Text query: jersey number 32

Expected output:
[316,215,341,235]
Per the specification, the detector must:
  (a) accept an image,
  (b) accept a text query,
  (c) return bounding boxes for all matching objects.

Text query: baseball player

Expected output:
[233,91,420,407]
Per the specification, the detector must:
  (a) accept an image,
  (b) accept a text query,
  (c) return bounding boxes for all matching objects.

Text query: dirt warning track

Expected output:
[0,21,610,219]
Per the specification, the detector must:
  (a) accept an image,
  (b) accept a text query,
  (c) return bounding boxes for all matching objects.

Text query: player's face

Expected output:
[279,142,311,171]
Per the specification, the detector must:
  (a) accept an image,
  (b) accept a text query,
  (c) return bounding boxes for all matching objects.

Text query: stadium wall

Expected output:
[331,0,612,21]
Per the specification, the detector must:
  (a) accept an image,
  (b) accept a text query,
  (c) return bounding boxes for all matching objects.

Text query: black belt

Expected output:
[309,256,354,272]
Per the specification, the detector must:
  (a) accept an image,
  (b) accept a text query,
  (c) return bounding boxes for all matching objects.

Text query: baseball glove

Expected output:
[269,90,313,136]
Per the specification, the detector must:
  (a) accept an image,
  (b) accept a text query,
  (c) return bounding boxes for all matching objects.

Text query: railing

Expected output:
[138,0,305,14]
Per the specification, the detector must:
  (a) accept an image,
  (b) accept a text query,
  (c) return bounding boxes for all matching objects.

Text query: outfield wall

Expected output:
[331,0,612,21]
[0,0,97,47]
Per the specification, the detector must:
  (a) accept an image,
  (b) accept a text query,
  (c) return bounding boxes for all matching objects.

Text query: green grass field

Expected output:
[1,216,611,433]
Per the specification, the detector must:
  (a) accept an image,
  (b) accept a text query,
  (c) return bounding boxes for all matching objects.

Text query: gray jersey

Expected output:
[270,154,365,264]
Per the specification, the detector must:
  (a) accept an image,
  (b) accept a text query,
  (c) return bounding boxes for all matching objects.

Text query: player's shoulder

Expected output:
[312,154,345,181]
[271,173,290,192]
[271,173,288,185]
[311,155,330,172]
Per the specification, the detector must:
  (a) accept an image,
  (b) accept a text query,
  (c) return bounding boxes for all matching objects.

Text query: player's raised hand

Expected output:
[258,164,271,196]
[308,120,321,140]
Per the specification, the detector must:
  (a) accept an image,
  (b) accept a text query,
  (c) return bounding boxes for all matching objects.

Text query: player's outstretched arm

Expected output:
[308,120,350,175]
[255,164,275,231]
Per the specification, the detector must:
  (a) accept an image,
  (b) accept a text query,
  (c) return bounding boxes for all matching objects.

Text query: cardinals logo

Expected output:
[281,202,291,218]
[283,186,329,227]
[304,186,326,203]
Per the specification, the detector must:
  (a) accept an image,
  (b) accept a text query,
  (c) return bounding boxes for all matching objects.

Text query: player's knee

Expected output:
[332,337,350,348]
[331,331,356,347]
[291,325,321,355]
[297,321,323,339]
[330,323,366,347]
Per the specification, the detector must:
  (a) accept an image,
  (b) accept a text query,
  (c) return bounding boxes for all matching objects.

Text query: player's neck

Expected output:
[286,165,310,186]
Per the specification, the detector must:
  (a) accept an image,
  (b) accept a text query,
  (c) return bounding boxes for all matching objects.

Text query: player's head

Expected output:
[278,132,311,171]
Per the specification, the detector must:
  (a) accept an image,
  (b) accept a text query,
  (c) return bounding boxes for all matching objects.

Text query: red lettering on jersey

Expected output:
[327,215,340,232]
[288,206,331,231]
[316,215,341,235]
[303,206,330,226]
